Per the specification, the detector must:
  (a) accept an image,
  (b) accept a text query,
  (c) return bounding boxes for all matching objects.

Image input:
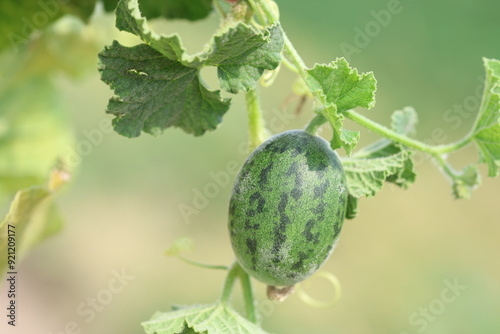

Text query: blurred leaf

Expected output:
[98,41,230,138]
[0,0,100,53]
[0,14,114,203]
[472,58,500,177]
[139,0,213,21]
[104,0,213,21]
[60,0,98,21]
[33,15,116,78]
[0,13,79,274]
[306,58,376,154]
[142,303,270,334]
[391,106,418,137]
[0,76,74,202]
[451,165,481,199]
[0,167,68,273]
[165,237,193,257]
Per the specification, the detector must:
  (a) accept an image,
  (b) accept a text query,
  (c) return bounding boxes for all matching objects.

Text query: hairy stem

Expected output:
[246,88,267,151]
[220,261,258,324]
[305,114,327,135]
[220,262,241,304]
[432,136,473,154]
[343,110,473,156]
[433,155,460,182]
[238,267,258,324]
[282,33,309,80]
[246,0,268,25]
[343,110,435,153]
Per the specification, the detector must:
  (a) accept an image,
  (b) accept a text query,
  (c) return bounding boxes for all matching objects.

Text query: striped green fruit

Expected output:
[228,130,348,287]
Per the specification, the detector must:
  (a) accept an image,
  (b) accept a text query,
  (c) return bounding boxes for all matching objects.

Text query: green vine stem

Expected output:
[238,265,258,323]
[247,0,268,25]
[342,110,473,155]
[177,256,229,271]
[305,114,327,135]
[246,88,268,151]
[220,262,240,304]
[217,64,266,326]
[220,261,258,324]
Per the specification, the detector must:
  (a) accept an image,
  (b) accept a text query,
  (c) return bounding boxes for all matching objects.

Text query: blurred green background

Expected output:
[1,0,500,333]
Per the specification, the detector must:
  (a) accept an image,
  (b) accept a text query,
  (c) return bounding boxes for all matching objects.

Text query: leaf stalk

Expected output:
[220,261,258,324]
[246,88,268,151]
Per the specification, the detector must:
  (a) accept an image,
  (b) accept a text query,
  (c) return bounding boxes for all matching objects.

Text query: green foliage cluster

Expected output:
[95,0,500,332]
[1,0,499,333]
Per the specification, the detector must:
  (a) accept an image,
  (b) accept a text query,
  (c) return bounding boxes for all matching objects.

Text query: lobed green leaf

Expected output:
[320,103,359,156]
[307,58,376,113]
[115,0,190,64]
[116,0,283,90]
[471,58,500,177]
[342,151,412,198]
[0,168,68,274]
[451,165,481,199]
[306,58,376,154]
[99,41,230,138]
[101,0,284,137]
[142,303,270,334]
[105,0,213,21]
[206,24,284,93]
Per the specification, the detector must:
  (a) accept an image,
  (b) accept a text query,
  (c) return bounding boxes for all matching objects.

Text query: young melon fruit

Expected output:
[228,130,348,287]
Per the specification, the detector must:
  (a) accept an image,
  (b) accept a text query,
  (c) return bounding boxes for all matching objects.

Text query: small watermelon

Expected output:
[228,130,348,287]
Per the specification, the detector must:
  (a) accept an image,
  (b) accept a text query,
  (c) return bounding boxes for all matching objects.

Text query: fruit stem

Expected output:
[238,266,258,324]
[246,88,268,151]
[220,261,240,304]
[305,114,327,135]
[220,261,258,324]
